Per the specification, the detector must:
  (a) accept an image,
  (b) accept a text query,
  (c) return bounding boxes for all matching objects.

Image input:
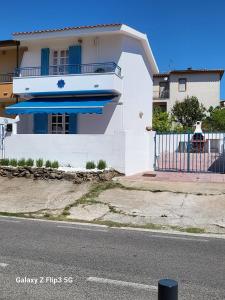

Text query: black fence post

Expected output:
[158,279,178,300]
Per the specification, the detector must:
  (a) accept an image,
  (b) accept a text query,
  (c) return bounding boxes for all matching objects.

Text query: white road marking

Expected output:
[87,277,157,291]
[0,263,8,268]
[57,225,108,232]
[149,235,209,242]
[0,219,20,223]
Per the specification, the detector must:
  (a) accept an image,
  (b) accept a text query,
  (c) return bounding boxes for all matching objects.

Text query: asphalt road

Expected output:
[0,217,225,300]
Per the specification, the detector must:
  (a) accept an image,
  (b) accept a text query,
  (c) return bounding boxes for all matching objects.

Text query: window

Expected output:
[49,114,69,134]
[178,78,187,92]
[159,82,169,98]
[52,50,69,75]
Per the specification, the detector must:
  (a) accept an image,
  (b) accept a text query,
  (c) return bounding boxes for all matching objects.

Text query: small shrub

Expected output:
[97,160,107,170]
[45,160,52,168]
[86,161,96,169]
[51,161,59,169]
[36,158,43,168]
[0,158,9,166]
[26,158,34,167]
[18,158,26,167]
[9,159,18,167]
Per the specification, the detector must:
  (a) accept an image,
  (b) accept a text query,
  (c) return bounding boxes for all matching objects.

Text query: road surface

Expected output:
[0,216,224,299]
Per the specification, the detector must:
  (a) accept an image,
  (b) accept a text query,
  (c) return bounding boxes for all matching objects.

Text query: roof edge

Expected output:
[154,69,224,79]
[12,23,122,36]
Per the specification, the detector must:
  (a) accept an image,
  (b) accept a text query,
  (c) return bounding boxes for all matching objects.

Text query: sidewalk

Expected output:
[127,171,225,183]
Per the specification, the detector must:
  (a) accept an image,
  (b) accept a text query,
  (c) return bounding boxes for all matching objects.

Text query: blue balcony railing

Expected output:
[15,62,121,78]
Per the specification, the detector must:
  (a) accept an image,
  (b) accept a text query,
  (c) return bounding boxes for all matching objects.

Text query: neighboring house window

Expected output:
[178,78,187,92]
[52,50,69,75]
[159,82,169,98]
[49,114,69,134]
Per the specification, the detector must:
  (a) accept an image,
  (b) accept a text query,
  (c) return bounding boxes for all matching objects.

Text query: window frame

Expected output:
[48,113,70,134]
[51,49,69,75]
[178,78,187,92]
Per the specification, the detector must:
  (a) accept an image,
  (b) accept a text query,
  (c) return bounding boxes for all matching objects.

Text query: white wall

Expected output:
[78,100,123,134]
[124,131,155,174]
[5,133,125,173]
[119,35,153,131]
[5,131,156,175]
[20,35,122,68]
[13,73,122,95]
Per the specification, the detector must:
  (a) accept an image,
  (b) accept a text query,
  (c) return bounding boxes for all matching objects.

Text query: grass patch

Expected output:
[0,211,33,218]
[0,211,208,234]
[62,210,70,216]
[62,181,123,215]
[170,225,205,234]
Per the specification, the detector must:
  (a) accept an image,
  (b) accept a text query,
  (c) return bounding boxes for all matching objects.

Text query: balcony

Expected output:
[13,62,122,97]
[153,90,170,100]
[0,73,14,100]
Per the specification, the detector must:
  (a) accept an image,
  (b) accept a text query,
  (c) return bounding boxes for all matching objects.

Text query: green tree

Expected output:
[203,106,225,131]
[171,96,206,129]
[152,107,172,132]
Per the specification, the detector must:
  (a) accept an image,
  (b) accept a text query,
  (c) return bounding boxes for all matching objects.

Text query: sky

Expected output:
[1,0,225,98]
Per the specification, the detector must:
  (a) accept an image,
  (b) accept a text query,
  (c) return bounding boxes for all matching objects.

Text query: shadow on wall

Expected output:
[78,98,119,134]
[208,154,225,173]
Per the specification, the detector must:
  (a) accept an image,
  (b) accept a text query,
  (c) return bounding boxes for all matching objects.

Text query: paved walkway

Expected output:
[126,171,225,183]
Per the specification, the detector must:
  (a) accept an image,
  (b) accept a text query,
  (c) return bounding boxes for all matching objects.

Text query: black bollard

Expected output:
[158,279,178,300]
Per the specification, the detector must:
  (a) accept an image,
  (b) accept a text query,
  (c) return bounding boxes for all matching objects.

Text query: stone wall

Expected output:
[0,167,122,184]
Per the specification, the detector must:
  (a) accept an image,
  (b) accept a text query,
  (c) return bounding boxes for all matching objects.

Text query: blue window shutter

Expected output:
[68,45,82,74]
[69,114,77,134]
[41,48,50,75]
[33,114,48,134]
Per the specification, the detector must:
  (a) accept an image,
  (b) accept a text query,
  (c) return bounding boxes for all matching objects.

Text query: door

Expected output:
[52,50,69,75]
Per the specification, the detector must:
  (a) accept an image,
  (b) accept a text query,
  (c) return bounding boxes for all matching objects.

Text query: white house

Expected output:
[4,23,158,175]
[153,68,224,112]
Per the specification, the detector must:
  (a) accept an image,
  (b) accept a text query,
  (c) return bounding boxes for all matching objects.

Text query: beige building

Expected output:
[0,40,25,117]
[153,69,224,112]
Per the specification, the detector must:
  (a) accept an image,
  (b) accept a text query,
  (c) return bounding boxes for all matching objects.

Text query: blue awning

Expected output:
[6,97,113,115]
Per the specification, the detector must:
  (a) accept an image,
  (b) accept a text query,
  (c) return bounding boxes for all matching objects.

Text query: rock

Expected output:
[49,173,58,179]
[0,166,121,183]
[73,177,84,184]
[13,172,20,176]
[98,171,114,181]
[63,173,75,181]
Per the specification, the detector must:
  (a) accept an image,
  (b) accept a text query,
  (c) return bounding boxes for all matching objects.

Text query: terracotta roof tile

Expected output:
[13,23,122,36]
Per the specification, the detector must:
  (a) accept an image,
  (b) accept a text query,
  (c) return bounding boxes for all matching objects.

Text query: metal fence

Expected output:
[15,62,122,78]
[0,73,13,83]
[155,132,225,173]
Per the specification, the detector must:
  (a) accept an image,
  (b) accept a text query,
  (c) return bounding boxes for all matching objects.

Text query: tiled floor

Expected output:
[126,171,225,183]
